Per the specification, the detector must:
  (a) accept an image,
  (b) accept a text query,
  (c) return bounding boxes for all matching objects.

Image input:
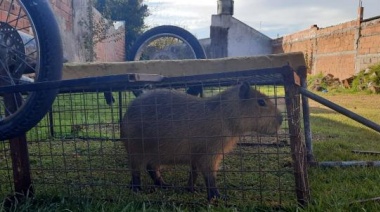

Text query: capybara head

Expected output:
[219,82,283,135]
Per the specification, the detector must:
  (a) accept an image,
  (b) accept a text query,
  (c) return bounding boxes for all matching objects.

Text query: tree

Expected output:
[94,0,150,60]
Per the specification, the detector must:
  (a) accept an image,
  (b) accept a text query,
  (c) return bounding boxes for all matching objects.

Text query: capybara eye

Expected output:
[257,99,266,107]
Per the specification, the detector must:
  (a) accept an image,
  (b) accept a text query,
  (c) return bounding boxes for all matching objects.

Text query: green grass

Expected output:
[1,138,296,210]
[302,92,380,211]
[1,88,380,211]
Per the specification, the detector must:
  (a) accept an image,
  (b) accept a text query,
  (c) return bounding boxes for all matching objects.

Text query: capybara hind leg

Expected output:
[146,164,171,188]
[129,158,142,192]
[187,164,198,192]
[130,170,142,192]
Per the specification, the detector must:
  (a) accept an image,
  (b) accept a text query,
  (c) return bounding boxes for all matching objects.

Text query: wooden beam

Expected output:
[62,52,306,79]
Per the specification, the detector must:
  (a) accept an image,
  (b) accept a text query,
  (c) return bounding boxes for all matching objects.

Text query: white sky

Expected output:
[145,0,379,39]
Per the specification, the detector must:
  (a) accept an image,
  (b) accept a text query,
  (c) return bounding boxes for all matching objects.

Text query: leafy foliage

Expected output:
[351,63,380,92]
[307,62,380,94]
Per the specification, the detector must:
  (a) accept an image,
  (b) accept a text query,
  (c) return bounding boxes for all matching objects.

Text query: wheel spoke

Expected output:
[1,0,30,122]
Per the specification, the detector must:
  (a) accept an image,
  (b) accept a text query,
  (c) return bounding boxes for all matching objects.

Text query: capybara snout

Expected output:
[121,82,283,200]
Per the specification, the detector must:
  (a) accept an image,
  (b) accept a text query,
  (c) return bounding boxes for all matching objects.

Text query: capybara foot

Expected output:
[156,182,172,189]
[130,183,142,192]
[207,188,221,201]
[186,186,199,193]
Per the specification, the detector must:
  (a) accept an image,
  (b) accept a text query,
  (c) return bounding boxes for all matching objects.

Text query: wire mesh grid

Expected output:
[0,140,13,195]
[0,73,305,207]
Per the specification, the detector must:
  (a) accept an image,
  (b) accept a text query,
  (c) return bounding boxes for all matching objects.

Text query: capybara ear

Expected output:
[239,82,251,99]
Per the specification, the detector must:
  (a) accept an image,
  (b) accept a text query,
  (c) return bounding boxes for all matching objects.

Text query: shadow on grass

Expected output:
[309,106,337,114]
[306,107,380,210]
[308,107,380,162]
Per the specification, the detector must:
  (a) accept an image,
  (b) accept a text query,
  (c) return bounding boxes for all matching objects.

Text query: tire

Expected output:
[0,0,63,140]
[128,25,205,96]
[128,25,206,61]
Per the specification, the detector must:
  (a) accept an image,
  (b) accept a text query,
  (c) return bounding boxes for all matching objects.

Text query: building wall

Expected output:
[51,0,88,62]
[92,9,125,62]
[210,14,272,59]
[0,0,125,62]
[227,17,272,57]
[273,14,380,80]
[357,18,380,72]
[50,0,125,62]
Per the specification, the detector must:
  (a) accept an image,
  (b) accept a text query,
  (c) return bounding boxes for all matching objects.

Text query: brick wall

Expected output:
[50,0,73,32]
[92,10,126,62]
[357,18,380,71]
[273,14,380,80]
[0,0,31,33]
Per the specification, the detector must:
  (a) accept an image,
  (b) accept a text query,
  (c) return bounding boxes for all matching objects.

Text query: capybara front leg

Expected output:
[130,170,142,192]
[187,164,198,192]
[146,164,171,189]
[203,172,220,201]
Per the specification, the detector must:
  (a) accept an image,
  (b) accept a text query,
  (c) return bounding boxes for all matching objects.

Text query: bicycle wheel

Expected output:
[128,25,205,96]
[0,0,63,140]
[128,25,206,61]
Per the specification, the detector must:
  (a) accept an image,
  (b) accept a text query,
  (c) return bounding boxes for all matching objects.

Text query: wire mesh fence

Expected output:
[0,68,309,207]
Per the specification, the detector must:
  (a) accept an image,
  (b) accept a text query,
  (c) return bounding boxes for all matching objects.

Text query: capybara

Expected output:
[120,82,283,201]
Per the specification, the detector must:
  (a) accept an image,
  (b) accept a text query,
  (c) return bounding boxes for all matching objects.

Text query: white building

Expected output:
[207,0,272,58]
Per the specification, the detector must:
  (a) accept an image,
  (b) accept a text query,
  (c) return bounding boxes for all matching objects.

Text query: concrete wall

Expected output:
[228,17,272,57]
[273,14,380,80]
[51,0,89,62]
[210,14,271,59]
[51,0,125,62]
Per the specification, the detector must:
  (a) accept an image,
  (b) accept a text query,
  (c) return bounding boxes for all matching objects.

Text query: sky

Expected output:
[144,0,379,39]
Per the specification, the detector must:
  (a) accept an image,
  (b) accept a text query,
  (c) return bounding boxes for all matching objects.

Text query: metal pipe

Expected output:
[297,68,315,163]
[313,161,380,168]
[300,87,380,133]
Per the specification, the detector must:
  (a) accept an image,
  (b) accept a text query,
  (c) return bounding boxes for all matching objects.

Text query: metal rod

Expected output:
[352,150,380,155]
[300,87,380,133]
[48,108,54,138]
[313,161,380,167]
[297,67,315,163]
[0,67,288,94]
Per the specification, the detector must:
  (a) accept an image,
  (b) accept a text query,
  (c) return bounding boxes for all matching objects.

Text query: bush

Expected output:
[351,63,380,93]
[307,63,380,94]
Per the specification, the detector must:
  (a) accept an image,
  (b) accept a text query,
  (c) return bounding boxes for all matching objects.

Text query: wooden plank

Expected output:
[62,52,306,79]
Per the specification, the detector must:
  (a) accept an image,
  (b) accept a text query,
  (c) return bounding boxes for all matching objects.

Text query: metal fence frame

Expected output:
[1,65,310,206]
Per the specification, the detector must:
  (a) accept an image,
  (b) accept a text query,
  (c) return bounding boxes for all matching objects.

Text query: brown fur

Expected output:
[120,82,283,200]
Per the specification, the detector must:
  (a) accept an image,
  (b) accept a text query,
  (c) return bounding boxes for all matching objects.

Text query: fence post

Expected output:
[9,134,34,197]
[283,67,310,206]
[4,93,34,199]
